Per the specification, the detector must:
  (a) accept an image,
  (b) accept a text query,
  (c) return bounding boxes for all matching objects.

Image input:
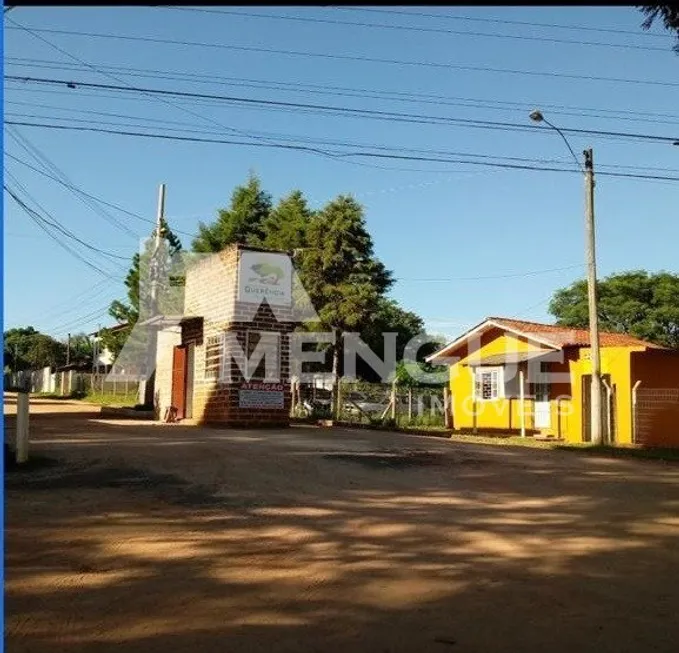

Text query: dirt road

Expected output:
[5,395,679,652]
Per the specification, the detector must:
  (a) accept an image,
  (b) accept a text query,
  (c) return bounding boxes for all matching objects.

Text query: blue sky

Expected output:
[3,6,678,342]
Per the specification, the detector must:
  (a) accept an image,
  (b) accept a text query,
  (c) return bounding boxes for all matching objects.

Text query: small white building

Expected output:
[89,323,129,372]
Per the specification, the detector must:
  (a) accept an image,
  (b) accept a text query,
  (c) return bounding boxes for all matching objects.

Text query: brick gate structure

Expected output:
[154,244,298,427]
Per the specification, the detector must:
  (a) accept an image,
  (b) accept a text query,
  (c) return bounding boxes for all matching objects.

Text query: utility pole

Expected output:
[93,324,100,375]
[584,149,603,445]
[139,183,166,407]
[529,110,604,446]
[66,333,71,366]
[150,183,165,314]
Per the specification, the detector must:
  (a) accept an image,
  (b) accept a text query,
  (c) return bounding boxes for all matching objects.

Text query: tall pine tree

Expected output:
[298,195,393,403]
[261,190,313,252]
[185,176,432,388]
[192,173,272,252]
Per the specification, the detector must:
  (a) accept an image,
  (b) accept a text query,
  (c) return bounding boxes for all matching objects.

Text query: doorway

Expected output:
[185,342,195,420]
[171,345,187,420]
[533,381,551,430]
[582,374,615,443]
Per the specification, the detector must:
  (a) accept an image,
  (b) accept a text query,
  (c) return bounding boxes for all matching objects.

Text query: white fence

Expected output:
[4,368,139,402]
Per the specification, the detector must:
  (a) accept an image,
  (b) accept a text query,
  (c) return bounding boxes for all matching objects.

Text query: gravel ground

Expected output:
[5,394,679,653]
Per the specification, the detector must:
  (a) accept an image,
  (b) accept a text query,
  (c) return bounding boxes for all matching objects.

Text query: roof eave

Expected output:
[425,318,561,364]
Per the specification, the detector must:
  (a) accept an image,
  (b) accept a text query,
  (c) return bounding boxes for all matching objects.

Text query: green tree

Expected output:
[549,270,679,348]
[4,326,38,371]
[359,298,433,383]
[68,332,94,366]
[299,195,393,403]
[27,335,67,369]
[639,5,679,52]
[102,218,183,358]
[3,326,67,370]
[187,176,433,386]
[261,190,313,252]
[192,173,272,253]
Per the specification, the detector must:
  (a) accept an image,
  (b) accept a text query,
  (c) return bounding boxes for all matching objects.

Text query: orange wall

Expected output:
[631,350,679,388]
[631,350,679,447]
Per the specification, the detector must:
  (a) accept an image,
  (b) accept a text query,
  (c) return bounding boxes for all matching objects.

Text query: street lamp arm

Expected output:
[540,117,583,172]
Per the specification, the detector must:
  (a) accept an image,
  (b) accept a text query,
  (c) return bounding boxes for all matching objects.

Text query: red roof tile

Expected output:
[488,317,663,349]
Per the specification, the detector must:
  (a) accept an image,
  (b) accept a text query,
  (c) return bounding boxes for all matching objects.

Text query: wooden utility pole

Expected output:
[139,183,166,407]
[66,333,71,366]
[584,149,603,445]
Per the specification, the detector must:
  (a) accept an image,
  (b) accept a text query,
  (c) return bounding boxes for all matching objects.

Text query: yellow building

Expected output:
[427,317,679,446]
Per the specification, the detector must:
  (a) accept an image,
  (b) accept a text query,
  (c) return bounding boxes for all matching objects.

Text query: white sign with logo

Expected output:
[238,251,293,306]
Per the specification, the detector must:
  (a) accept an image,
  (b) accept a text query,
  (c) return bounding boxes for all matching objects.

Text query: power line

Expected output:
[5,25,678,88]
[4,151,198,240]
[3,170,130,264]
[5,126,141,239]
[5,16,331,160]
[10,82,679,151]
[7,57,679,126]
[4,168,128,264]
[165,7,669,52]
[7,113,679,177]
[3,115,567,164]
[47,303,115,335]
[38,278,117,324]
[6,76,677,144]
[6,120,679,183]
[334,6,673,40]
[4,182,122,279]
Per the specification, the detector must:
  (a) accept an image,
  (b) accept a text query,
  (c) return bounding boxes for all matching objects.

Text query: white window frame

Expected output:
[474,366,505,402]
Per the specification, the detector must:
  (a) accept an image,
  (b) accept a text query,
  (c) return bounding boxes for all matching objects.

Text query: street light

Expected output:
[530,109,604,446]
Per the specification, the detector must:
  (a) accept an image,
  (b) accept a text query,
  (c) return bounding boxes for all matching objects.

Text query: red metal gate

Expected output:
[171,345,187,420]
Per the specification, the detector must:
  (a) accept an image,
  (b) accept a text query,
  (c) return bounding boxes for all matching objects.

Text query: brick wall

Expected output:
[635,388,679,447]
[158,244,299,427]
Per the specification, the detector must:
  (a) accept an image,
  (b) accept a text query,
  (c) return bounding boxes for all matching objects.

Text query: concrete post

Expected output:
[16,391,29,464]
[443,386,452,429]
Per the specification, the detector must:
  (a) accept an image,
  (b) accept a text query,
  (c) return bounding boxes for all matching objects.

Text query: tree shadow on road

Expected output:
[5,416,679,653]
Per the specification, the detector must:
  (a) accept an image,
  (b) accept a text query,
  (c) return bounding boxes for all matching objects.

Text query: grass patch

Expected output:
[556,443,679,462]
[448,433,557,449]
[82,392,138,407]
[446,434,679,461]
[400,425,450,433]
[31,390,137,407]
[32,392,80,401]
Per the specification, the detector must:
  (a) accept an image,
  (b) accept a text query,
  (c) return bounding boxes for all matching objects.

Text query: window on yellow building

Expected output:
[474,366,504,401]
